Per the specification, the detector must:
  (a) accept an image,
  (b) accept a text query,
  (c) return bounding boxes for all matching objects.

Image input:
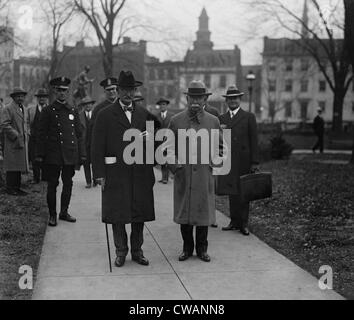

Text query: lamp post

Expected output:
[246,70,256,113]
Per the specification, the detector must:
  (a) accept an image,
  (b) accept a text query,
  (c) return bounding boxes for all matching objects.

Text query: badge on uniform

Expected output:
[69,114,74,120]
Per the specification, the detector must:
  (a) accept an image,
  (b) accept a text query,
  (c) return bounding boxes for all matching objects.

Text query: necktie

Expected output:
[123,105,133,113]
[19,104,24,113]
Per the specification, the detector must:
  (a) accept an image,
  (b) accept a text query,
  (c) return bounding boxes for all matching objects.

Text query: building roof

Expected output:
[184,48,238,68]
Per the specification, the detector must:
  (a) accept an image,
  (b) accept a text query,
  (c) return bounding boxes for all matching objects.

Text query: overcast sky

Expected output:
[5,0,343,66]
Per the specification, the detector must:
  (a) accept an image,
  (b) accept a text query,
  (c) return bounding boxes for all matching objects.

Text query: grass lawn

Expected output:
[216,153,354,299]
[0,175,48,300]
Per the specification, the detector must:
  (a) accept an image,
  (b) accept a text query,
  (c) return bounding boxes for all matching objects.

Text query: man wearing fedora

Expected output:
[27,88,49,184]
[166,80,226,263]
[36,77,86,227]
[156,97,172,184]
[217,85,259,236]
[0,88,30,195]
[78,96,96,188]
[92,70,158,268]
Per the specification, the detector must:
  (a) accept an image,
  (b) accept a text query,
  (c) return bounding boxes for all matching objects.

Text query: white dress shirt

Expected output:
[161,111,167,120]
[85,110,92,120]
[119,100,133,123]
[229,107,241,119]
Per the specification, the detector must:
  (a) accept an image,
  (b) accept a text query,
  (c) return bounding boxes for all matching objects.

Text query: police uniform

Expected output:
[36,77,85,226]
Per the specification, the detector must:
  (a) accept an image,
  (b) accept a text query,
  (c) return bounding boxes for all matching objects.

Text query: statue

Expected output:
[73,65,94,101]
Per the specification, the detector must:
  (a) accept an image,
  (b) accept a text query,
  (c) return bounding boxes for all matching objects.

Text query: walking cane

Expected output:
[105,223,112,273]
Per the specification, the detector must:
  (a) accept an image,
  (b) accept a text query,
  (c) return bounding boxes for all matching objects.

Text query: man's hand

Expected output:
[96,178,106,191]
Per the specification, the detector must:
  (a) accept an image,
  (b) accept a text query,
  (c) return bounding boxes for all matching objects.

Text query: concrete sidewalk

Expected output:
[33,169,343,300]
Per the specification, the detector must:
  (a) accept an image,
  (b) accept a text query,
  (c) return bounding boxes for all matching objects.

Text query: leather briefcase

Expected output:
[239,172,272,203]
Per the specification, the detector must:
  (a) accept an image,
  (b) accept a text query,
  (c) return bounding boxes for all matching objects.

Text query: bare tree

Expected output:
[250,0,352,133]
[74,0,128,77]
[39,0,76,89]
[344,0,354,163]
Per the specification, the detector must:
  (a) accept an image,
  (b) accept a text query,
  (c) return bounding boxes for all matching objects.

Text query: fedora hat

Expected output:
[117,71,143,88]
[10,87,27,98]
[78,96,96,106]
[100,77,118,90]
[35,88,49,97]
[156,97,170,105]
[50,76,71,89]
[222,85,244,98]
[184,80,212,96]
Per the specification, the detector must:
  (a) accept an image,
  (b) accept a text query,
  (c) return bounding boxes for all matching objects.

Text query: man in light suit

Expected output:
[217,85,259,236]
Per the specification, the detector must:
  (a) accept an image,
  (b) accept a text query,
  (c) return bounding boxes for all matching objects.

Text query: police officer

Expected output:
[36,77,86,227]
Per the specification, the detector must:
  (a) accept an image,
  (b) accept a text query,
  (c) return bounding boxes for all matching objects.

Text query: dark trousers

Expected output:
[45,165,75,216]
[83,160,92,185]
[32,162,42,182]
[161,165,169,182]
[112,223,144,258]
[180,224,208,255]
[6,171,21,190]
[313,133,324,153]
[229,195,250,228]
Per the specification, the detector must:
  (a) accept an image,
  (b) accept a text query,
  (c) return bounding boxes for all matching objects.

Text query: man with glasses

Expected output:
[36,77,86,227]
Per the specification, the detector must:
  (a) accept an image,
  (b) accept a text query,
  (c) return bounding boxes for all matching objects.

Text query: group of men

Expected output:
[0,69,260,267]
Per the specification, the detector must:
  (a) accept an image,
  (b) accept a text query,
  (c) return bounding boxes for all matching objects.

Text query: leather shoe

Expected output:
[48,215,57,227]
[115,256,126,267]
[178,252,192,261]
[210,224,218,228]
[222,223,239,231]
[240,227,250,236]
[197,252,211,262]
[59,213,77,223]
[132,255,149,266]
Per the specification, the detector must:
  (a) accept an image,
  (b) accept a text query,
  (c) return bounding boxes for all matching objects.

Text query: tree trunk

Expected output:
[103,46,113,77]
[332,90,345,133]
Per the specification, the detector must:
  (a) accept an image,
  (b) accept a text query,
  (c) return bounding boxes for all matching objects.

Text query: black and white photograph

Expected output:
[0,0,353,306]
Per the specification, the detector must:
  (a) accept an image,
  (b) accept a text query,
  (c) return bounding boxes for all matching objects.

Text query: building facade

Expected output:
[0,26,14,103]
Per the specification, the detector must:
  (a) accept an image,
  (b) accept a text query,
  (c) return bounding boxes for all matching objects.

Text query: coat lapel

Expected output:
[13,102,24,120]
[111,100,131,129]
[230,108,246,127]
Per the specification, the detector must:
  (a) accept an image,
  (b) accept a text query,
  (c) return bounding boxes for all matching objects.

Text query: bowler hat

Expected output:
[156,97,170,105]
[10,87,27,98]
[100,77,118,90]
[184,80,212,96]
[35,88,49,97]
[117,71,143,88]
[78,96,96,106]
[222,85,244,98]
[50,76,71,89]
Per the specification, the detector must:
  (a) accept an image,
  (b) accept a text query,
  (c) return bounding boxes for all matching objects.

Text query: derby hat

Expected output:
[222,85,244,98]
[78,96,96,106]
[184,80,212,96]
[10,87,27,98]
[100,77,118,90]
[156,97,170,105]
[35,88,49,97]
[50,76,71,89]
[117,71,143,88]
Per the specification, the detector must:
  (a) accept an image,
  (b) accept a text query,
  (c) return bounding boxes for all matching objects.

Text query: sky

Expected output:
[3,0,344,66]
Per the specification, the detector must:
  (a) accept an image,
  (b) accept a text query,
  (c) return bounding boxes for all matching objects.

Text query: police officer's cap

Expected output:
[50,77,71,90]
[100,77,118,90]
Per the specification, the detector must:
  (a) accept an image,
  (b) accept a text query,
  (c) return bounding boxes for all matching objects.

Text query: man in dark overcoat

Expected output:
[92,71,158,268]
[156,97,172,184]
[36,77,86,227]
[312,108,325,154]
[27,88,49,183]
[217,85,259,236]
[78,96,95,188]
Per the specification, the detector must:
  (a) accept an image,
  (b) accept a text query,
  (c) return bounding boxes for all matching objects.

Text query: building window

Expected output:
[301,80,308,92]
[269,80,276,92]
[319,80,326,92]
[285,101,292,118]
[319,101,326,112]
[301,59,309,71]
[158,85,165,97]
[158,69,164,80]
[269,64,276,72]
[285,59,293,72]
[285,80,293,92]
[219,75,226,88]
[167,85,174,98]
[168,68,174,79]
[300,101,308,119]
[204,74,211,88]
[149,69,155,81]
[268,101,275,118]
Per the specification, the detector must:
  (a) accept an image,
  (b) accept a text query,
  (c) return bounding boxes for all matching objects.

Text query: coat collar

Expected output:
[11,101,24,119]
[111,99,143,129]
[53,100,72,111]
[222,108,246,127]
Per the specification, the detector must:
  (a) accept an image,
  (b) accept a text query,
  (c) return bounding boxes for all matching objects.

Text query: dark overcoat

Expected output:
[156,111,173,129]
[36,100,85,166]
[91,101,157,225]
[217,108,259,195]
[27,104,45,163]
